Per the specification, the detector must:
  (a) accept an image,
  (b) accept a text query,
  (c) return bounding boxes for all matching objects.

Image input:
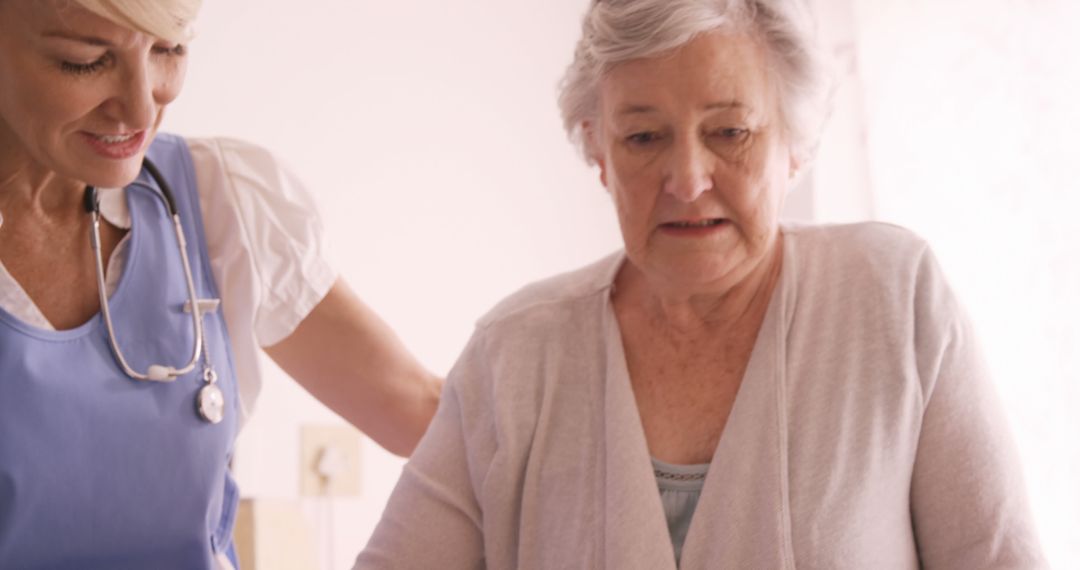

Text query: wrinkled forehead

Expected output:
[599,30,779,121]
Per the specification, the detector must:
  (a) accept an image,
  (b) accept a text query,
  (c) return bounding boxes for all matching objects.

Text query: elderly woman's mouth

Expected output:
[659,218,730,234]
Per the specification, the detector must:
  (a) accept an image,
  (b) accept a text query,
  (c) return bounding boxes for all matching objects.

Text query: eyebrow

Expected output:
[616,101,747,116]
[616,104,658,116]
[42,31,114,47]
[705,101,746,111]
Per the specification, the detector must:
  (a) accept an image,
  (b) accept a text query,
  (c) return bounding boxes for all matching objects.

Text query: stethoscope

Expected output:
[83,159,225,424]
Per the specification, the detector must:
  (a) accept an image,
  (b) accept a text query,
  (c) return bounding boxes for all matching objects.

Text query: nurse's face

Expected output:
[591,30,796,295]
[0,0,188,189]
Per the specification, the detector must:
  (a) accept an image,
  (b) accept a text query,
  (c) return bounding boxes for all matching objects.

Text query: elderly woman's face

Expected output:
[0,0,187,188]
[594,30,795,293]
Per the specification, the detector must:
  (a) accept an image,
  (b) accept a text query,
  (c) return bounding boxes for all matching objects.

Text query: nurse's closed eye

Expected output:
[152,44,187,57]
[60,55,109,75]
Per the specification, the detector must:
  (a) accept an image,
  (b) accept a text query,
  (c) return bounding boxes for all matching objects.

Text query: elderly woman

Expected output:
[355,0,1046,568]
[0,0,441,567]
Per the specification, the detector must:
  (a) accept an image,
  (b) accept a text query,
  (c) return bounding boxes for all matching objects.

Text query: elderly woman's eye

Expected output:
[626,132,662,145]
[713,127,748,139]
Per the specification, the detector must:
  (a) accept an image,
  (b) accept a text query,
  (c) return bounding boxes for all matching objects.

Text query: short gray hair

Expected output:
[558,0,832,165]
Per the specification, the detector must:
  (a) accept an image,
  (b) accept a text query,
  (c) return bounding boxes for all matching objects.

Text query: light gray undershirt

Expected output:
[652,457,710,567]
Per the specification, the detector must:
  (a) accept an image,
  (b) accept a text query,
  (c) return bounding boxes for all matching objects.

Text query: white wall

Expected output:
[162,1,623,567]
[843,1,1080,566]
[162,0,1076,567]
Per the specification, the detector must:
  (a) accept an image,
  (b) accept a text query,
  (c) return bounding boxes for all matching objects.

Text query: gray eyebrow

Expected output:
[705,101,746,111]
[616,101,747,116]
[616,104,657,116]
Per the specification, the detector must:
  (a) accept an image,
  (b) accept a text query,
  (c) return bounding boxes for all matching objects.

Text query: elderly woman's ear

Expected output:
[582,119,610,188]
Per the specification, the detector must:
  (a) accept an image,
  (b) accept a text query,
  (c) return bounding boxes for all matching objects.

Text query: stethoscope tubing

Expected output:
[85,158,205,382]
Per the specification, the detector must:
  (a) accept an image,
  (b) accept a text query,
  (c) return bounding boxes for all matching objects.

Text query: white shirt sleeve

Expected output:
[189,137,338,421]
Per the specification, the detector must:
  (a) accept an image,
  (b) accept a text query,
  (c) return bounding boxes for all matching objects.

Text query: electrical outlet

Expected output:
[299,424,362,497]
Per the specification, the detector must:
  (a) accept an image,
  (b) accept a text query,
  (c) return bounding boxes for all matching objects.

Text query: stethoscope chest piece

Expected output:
[197,368,225,425]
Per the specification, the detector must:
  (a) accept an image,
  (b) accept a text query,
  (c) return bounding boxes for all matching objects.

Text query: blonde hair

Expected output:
[559,0,833,166]
[72,0,202,43]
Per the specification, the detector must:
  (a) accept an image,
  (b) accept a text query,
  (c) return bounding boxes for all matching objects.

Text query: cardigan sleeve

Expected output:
[909,247,1048,569]
[353,332,492,570]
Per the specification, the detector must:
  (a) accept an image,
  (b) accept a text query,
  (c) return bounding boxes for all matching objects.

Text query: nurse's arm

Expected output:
[263,277,443,457]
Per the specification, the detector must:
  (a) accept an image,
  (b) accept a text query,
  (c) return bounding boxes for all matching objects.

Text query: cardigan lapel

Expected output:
[595,243,797,569]
[679,237,797,569]
[601,293,680,570]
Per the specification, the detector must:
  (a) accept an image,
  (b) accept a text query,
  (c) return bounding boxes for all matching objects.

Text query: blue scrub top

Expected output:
[0,134,241,569]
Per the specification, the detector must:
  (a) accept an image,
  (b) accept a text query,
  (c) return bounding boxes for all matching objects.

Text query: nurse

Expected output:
[0,0,441,567]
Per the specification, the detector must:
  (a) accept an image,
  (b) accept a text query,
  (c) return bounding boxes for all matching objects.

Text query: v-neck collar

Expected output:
[601,295,680,568]
[599,232,796,569]
[0,187,141,336]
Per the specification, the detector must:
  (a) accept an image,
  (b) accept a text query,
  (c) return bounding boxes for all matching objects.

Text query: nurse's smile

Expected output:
[80,130,147,159]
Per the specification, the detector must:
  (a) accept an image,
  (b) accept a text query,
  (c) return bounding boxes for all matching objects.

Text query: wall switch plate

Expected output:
[299,424,362,497]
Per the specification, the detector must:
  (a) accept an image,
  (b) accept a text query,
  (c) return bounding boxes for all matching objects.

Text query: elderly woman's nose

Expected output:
[663,140,714,202]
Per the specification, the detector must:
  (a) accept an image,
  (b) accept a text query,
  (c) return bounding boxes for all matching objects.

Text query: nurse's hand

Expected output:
[264,277,443,456]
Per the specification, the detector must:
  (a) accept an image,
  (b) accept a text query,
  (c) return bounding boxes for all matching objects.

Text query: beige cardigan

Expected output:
[355,223,1046,569]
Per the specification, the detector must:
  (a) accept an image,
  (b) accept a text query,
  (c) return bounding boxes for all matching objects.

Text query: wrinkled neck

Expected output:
[0,125,86,220]
[617,234,784,336]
